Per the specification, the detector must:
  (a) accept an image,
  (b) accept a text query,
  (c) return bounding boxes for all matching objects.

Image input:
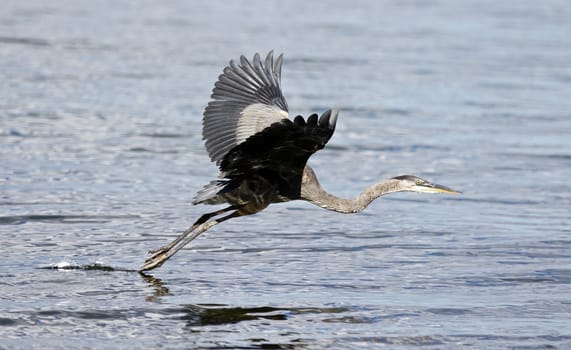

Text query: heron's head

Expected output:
[392,175,460,194]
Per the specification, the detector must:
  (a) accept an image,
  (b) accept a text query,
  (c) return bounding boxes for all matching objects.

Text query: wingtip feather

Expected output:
[318,109,339,131]
[329,109,339,131]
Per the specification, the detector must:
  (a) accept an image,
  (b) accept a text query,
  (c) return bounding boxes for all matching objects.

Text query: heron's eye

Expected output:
[415,180,424,185]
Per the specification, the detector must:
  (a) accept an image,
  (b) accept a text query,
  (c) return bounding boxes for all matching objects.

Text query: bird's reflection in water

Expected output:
[139,272,172,302]
[139,273,352,348]
[140,273,290,324]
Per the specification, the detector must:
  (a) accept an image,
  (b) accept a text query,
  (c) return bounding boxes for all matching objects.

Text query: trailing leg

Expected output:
[147,206,237,258]
[140,209,243,271]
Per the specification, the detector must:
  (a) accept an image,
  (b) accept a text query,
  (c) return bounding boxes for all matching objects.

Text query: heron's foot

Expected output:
[140,253,168,272]
[140,248,171,272]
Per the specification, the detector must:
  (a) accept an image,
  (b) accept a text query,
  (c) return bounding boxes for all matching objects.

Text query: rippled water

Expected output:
[2,1,571,349]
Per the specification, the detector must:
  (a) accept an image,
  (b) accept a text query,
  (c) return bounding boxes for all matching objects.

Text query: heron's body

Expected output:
[141,51,459,271]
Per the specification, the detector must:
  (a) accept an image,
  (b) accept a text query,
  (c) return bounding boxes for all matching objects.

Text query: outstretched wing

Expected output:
[203,51,289,165]
[219,109,339,199]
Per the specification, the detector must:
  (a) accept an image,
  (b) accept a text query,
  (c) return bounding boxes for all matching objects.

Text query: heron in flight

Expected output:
[141,51,459,271]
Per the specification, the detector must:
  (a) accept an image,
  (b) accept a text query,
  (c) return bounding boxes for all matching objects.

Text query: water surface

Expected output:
[1,1,570,348]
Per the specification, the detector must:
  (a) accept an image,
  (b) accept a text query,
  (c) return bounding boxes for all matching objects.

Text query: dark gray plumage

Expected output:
[141,51,459,272]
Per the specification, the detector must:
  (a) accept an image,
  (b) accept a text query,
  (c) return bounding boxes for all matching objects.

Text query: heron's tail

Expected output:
[192,180,238,205]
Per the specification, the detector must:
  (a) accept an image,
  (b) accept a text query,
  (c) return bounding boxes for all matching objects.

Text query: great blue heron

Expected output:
[141,51,459,271]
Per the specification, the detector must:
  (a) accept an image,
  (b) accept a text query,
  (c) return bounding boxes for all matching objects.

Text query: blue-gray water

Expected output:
[1,1,570,349]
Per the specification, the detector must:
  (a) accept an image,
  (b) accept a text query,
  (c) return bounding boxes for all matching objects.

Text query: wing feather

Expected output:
[218,109,339,200]
[203,51,289,164]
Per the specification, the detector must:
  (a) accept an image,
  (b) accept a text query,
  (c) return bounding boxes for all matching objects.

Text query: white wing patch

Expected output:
[235,103,289,145]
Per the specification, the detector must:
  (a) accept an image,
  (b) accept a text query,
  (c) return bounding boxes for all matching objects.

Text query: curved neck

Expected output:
[301,178,403,213]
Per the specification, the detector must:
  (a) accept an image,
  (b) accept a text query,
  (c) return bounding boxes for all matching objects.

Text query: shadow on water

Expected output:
[180,304,289,326]
[173,304,346,349]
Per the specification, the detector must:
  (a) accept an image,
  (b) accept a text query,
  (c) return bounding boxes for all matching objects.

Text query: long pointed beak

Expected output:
[414,182,461,194]
[427,183,461,194]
